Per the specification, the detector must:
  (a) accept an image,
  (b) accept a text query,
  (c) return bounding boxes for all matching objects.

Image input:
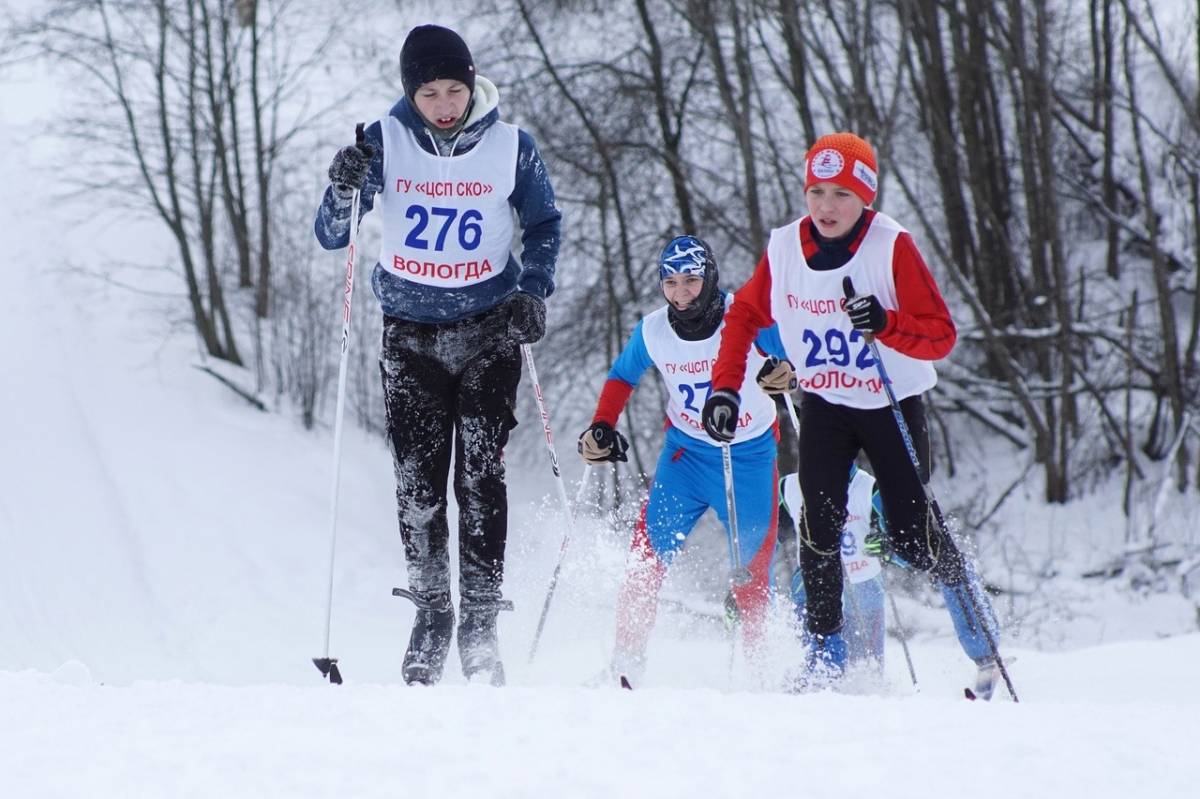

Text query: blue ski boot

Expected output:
[790,629,847,692]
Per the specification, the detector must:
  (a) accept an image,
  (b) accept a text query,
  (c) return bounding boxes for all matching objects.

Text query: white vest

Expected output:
[641,298,776,445]
[782,469,882,583]
[766,212,937,409]
[377,117,518,288]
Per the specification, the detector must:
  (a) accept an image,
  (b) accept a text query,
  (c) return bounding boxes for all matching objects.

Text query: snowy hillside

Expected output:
[4,171,1199,799]
[2,51,1199,799]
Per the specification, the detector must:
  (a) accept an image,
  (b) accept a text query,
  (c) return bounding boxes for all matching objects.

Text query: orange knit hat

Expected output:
[804,132,878,205]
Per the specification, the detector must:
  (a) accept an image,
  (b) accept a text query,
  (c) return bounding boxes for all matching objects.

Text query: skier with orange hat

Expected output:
[700,132,999,688]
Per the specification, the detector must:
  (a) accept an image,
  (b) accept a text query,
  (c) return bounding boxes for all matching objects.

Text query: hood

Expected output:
[389,75,501,156]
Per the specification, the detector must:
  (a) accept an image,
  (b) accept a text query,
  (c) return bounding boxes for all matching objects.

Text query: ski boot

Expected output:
[967,657,1000,701]
[398,589,455,686]
[458,597,513,686]
[790,629,848,692]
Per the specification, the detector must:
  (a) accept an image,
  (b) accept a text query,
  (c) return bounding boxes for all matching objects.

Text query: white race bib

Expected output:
[377,118,518,288]
[641,298,777,445]
[766,213,937,409]
[782,469,882,583]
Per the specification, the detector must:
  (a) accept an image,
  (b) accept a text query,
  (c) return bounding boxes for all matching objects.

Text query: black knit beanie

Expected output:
[400,25,476,100]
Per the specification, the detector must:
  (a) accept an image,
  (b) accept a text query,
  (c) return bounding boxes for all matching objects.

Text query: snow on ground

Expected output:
[3,57,1198,799]
[4,634,1198,799]
[3,196,1198,799]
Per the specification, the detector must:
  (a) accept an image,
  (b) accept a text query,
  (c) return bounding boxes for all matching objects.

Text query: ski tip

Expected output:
[964,687,977,701]
[619,675,632,690]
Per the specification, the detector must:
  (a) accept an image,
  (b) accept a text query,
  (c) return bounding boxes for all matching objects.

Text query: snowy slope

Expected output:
[4,186,1198,799]
[3,60,1198,799]
[3,636,1198,798]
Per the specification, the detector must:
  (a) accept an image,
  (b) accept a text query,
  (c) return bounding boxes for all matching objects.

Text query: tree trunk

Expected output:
[250,4,272,318]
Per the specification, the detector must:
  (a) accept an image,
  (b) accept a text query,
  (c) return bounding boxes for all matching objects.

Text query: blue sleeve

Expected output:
[607,320,654,387]
[314,121,385,250]
[510,130,562,298]
[752,324,789,361]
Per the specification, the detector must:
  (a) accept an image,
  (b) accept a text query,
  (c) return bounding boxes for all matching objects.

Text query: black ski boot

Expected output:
[457,598,512,686]
[399,590,454,686]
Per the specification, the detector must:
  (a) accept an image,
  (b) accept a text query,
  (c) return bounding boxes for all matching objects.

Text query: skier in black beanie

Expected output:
[314,24,562,687]
[400,24,476,101]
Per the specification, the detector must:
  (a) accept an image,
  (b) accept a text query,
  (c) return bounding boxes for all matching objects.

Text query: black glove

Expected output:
[701,389,740,443]
[755,356,797,395]
[506,292,546,344]
[846,293,888,334]
[578,422,629,464]
[328,142,375,196]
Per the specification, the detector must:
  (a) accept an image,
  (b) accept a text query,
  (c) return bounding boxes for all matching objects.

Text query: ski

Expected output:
[619,675,633,690]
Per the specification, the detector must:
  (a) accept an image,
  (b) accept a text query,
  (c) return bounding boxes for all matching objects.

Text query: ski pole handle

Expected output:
[842,276,873,344]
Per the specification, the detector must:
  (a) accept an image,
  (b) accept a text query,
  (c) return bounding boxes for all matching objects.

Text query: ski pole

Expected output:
[527,466,594,664]
[886,580,919,689]
[720,440,753,685]
[314,123,368,685]
[842,277,1017,702]
[522,343,589,663]
[720,443,752,586]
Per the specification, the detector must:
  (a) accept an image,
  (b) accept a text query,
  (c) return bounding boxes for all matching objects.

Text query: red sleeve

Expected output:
[591,379,635,427]
[712,252,777,393]
[877,233,957,360]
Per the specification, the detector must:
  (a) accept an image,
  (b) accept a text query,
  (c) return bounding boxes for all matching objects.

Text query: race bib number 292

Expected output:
[801,328,876,369]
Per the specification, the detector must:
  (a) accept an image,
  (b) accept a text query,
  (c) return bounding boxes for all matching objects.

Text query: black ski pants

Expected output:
[380,307,521,606]
[796,391,966,636]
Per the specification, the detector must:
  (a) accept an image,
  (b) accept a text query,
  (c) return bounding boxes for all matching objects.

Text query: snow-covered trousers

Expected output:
[614,427,778,662]
[796,391,966,636]
[379,307,520,605]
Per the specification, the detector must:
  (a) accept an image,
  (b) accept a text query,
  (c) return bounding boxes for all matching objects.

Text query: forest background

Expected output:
[5,0,1199,633]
